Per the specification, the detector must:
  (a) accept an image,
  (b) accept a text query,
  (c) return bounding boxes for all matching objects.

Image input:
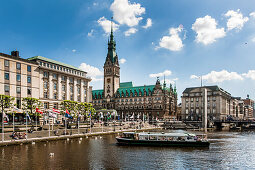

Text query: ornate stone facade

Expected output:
[92,28,178,119]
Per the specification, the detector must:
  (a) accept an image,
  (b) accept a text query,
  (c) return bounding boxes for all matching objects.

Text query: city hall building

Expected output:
[92,28,178,119]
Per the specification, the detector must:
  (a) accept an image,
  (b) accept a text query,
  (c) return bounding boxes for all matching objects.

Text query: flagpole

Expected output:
[78,114,80,135]
[26,112,28,137]
[65,114,67,135]
[2,110,4,142]
[101,113,103,132]
[13,112,15,132]
[48,111,50,137]
[90,112,91,134]
[36,112,37,131]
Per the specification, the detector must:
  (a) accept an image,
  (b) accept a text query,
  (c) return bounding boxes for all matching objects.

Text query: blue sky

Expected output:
[1,0,255,102]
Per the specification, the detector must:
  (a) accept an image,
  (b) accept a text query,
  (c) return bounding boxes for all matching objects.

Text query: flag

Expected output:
[3,112,9,121]
[53,108,60,113]
[26,112,31,121]
[36,108,43,114]
[88,111,91,117]
[65,113,72,119]
[49,112,57,118]
[100,112,103,119]
[66,109,70,115]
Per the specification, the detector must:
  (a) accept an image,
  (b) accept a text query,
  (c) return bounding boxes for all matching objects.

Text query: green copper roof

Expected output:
[92,89,104,99]
[120,82,133,88]
[28,56,85,72]
[117,85,155,97]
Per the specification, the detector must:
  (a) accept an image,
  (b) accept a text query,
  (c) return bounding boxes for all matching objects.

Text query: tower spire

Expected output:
[110,17,114,41]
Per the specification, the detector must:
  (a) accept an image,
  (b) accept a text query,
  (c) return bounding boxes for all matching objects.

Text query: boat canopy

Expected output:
[138,132,196,137]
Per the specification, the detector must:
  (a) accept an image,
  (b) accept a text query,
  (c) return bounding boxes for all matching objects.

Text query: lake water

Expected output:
[0,130,255,169]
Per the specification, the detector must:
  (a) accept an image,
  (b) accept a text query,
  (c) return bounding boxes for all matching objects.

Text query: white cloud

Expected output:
[190,75,199,79]
[250,12,255,18]
[93,2,98,6]
[191,70,243,83]
[242,70,255,80]
[124,28,138,36]
[149,70,172,78]
[72,49,76,53]
[87,29,94,37]
[225,9,248,31]
[97,16,119,34]
[79,63,103,82]
[157,25,184,51]
[192,15,226,45]
[164,78,178,85]
[110,0,145,27]
[119,58,126,64]
[142,18,152,29]
[252,37,255,42]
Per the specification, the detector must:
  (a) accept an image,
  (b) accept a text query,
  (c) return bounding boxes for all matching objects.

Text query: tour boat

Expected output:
[116,132,210,147]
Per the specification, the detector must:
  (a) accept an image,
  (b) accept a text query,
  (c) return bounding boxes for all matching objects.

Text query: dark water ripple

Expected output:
[0,131,255,170]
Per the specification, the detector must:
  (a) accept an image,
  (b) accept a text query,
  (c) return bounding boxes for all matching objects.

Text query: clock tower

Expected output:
[103,23,120,101]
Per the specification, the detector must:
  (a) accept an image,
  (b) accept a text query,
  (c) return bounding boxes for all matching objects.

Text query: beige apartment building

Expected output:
[0,51,92,111]
[0,51,40,108]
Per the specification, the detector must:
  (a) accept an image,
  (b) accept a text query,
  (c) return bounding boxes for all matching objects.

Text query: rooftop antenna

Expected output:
[200,75,203,87]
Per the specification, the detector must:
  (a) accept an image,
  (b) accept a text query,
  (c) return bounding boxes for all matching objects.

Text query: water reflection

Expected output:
[0,131,254,169]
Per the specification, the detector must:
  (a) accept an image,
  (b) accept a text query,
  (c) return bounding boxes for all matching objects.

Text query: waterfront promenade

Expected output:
[0,122,160,146]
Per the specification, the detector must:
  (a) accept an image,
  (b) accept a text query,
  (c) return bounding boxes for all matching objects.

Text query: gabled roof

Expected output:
[120,82,133,88]
[92,89,103,97]
[117,85,155,97]
[28,56,85,73]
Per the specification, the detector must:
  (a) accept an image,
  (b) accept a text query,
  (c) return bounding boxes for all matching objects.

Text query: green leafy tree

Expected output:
[0,95,14,140]
[22,97,41,118]
[60,100,78,117]
[0,95,15,119]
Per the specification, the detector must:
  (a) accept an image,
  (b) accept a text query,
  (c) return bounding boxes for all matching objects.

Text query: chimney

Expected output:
[11,51,19,58]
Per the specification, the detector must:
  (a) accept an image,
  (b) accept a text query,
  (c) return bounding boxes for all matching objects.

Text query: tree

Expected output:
[22,97,41,130]
[0,95,14,141]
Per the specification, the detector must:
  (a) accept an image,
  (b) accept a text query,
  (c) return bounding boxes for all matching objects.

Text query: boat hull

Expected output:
[116,137,210,147]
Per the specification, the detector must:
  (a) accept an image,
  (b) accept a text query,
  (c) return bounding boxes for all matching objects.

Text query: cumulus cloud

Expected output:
[124,28,138,36]
[97,17,119,34]
[225,9,248,31]
[191,70,243,83]
[72,49,76,53]
[157,25,184,51]
[110,0,145,27]
[164,78,178,85]
[192,15,226,45]
[79,63,103,82]
[190,75,199,79]
[119,58,126,64]
[250,12,255,18]
[142,18,152,29]
[87,29,94,37]
[252,37,255,42]
[149,70,172,78]
[242,70,255,80]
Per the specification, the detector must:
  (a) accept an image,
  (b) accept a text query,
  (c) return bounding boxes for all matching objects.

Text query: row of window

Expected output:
[184,92,219,97]
[185,97,216,102]
[43,72,85,85]
[4,85,32,95]
[185,108,217,114]
[40,61,85,77]
[94,97,162,104]
[185,102,217,108]
[4,60,31,72]
[4,72,31,83]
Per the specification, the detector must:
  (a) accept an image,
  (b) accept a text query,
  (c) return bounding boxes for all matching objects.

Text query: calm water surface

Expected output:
[0,130,255,170]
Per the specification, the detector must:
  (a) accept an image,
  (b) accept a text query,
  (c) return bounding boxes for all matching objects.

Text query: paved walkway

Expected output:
[0,123,161,146]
